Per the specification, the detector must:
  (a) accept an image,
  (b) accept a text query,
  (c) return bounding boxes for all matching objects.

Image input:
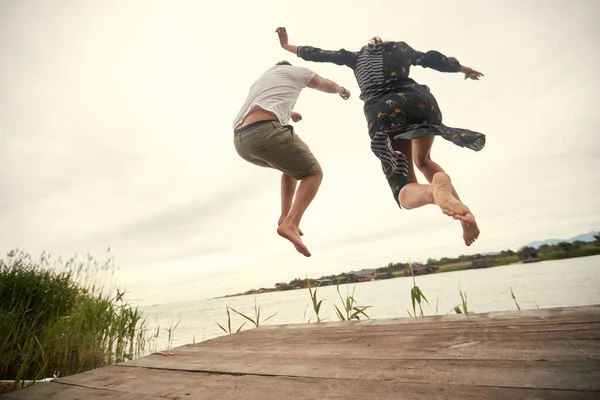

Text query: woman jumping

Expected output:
[276,27,486,246]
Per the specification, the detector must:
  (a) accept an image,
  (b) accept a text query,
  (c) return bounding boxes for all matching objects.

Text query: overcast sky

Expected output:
[1,0,598,305]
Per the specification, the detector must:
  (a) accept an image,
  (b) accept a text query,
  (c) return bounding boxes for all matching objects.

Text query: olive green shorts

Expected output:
[233,120,320,180]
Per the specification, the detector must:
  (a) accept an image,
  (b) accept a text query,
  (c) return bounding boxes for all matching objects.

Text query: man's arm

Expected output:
[307,75,351,100]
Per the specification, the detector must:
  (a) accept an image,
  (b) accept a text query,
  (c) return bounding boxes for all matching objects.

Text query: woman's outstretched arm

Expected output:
[403,42,483,80]
[276,27,359,69]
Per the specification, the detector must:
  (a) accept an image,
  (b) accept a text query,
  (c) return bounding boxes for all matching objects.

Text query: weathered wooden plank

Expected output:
[196,322,600,352]
[167,328,600,350]
[0,382,159,400]
[150,338,600,363]
[247,306,600,332]
[187,323,600,347]
[47,366,600,400]
[123,354,600,391]
[208,320,600,340]
[3,306,599,400]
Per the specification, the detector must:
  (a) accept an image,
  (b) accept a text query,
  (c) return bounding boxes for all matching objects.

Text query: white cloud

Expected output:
[1,0,599,304]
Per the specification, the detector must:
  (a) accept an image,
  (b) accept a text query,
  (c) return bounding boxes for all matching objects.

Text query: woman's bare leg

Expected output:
[412,136,480,245]
[391,139,435,209]
[389,138,474,223]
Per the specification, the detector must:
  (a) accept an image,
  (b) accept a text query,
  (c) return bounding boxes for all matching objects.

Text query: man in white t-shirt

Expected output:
[233,60,350,257]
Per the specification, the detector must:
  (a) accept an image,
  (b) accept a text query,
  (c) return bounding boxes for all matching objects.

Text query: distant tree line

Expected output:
[281,235,600,287]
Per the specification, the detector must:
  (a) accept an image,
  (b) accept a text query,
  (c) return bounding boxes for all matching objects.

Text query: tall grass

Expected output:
[216,298,277,335]
[406,262,429,318]
[306,279,324,323]
[211,264,542,342]
[333,284,371,321]
[215,280,372,335]
[0,249,155,392]
[230,298,277,328]
[216,306,246,335]
[510,287,521,311]
[451,286,472,314]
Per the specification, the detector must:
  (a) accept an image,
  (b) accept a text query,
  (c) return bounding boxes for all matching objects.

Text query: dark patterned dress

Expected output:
[296,41,485,207]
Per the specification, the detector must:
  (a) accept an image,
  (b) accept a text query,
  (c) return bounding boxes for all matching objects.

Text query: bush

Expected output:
[538,247,600,261]
[0,250,153,391]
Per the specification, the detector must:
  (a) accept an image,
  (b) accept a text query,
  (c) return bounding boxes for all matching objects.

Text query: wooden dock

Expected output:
[2,305,599,399]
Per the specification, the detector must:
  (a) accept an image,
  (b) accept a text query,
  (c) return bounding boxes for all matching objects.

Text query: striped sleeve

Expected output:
[296,46,358,69]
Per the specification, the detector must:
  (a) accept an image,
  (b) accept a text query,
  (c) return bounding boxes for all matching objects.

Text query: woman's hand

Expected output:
[291,111,302,122]
[276,27,289,48]
[461,66,484,80]
[275,27,297,53]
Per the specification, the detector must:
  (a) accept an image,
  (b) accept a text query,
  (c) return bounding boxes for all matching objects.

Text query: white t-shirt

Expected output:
[233,65,317,129]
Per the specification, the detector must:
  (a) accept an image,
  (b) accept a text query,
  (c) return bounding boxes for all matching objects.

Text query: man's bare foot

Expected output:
[278,216,303,235]
[432,173,476,225]
[277,223,311,257]
[461,220,480,246]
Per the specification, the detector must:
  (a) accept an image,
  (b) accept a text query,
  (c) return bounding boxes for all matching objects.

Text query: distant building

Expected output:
[347,269,376,282]
[294,283,308,289]
[274,282,288,289]
[403,263,439,276]
[519,246,540,263]
[471,255,495,269]
[374,271,393,280]
[334,275,358,284]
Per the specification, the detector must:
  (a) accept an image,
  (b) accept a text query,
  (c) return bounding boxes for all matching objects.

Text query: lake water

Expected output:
[140,255,600,352]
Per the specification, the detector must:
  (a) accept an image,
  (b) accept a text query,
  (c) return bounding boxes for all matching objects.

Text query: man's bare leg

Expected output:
[277,168,323,257]
[412,137,480,245]
[278,173,303,236]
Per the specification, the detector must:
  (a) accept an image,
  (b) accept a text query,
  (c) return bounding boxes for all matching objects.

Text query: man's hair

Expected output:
[276,60,292,66]
[368,36,383,46]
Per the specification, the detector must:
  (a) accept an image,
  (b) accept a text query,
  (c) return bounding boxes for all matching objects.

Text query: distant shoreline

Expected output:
[216,245,600,300]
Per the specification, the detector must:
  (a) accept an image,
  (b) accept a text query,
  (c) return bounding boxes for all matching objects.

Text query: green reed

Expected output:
[333,284,371,321]
[406,261,429,318]
[216,306,246,335]
[450,283,472,314]
[510,287,521,311]
[306,278,324,323]
[230,297,277,328]
[0,249,153,392]
[216,297,278,336]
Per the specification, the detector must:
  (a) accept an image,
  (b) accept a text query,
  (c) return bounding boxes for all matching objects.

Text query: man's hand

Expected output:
[291,111,302,122]
[339,87,351,100]
[276,27,289,48]
[461,66,484,80]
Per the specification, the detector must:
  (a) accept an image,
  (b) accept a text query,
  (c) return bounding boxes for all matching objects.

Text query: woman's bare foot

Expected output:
[432,173,476,225]
[461,220,480,246]
[278,216,303,236]
[277,223,311,257]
